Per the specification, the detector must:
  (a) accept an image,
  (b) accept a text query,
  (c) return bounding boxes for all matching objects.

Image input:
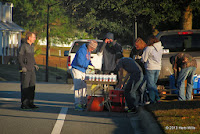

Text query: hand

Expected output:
[116,84,123,89]
[105,38,113,44]
[22,67,27,73]
[34,65,39,71]
[88,65,94,70]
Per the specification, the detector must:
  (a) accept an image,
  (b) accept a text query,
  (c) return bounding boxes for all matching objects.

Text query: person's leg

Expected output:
[29,71,37,108]
[146,70,156,103]
[177,68,189,101]
[186,67,196,100]
[139,75,147,105]
[71,68,83,106]
[124,74,134,110]
[79,72,87,106]
[21,71,31,108]
[154,70,160,102]
[130,72,143,107]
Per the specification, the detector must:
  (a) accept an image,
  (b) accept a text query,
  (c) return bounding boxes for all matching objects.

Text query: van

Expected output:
[156,29,200,86]
[64,39,103,83]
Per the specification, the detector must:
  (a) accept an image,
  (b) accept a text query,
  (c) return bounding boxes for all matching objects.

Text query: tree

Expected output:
[3,0,93,45]
[66,0,200,44]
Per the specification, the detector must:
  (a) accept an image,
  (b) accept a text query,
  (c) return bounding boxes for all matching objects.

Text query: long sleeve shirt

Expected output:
[18,42,36,71]
[172,53,197,79]
[71,44,92,73]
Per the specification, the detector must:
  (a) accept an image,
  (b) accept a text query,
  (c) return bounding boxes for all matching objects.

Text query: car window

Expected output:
[71,41,103,54]
[160,33,200,52]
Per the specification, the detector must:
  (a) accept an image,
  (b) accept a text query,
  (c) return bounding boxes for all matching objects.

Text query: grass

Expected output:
[34,45,70,57]
[146,101,200,134]
[0,64,67,83]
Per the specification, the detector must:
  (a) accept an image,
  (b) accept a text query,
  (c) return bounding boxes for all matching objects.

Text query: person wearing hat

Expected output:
[98,32,123,74]
[71,40,98,111]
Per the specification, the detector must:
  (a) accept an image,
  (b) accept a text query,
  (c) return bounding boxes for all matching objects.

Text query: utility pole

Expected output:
[133,16,137,42]
[45,1,72,82]
[46,4,50,82]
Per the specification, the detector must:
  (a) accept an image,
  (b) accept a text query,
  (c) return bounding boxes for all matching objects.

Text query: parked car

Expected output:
[64,39,103,83]
[156,29,200,86]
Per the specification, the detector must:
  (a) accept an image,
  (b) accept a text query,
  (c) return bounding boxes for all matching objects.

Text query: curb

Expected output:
[129,106,165,134]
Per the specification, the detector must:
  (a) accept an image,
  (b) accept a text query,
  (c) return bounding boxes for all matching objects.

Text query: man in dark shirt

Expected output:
[18,32,39,109]
[115,54,143,113]
[98,32,123,74]
[170,53,197,101]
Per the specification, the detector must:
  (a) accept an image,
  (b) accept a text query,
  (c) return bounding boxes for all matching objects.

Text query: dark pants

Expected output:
[124,72,143,109]
[20,70,36,107]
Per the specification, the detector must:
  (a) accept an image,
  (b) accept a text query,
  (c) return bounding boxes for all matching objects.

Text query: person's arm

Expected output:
[172,56,179,86]
[123,72,130,85]
[76,49,90,68]
[141,47,150,63]
[116,68,124,89]
[99,42,107,53]
[18,45,25,68]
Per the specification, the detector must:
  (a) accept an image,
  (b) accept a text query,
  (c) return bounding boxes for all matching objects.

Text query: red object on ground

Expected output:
[109,90,125,112]
[87,96,104,112]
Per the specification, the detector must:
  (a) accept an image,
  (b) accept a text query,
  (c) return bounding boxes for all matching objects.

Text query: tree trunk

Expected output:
[182,5,192,30]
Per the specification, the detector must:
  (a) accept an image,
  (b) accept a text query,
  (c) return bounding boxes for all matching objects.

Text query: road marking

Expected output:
[51,107,68,134]
[70,85,74,90]
[0,98,19,101]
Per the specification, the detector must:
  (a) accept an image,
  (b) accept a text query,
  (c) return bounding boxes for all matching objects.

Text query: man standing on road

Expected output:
[170,53,197,101]
[71,40,98,111]
[18,32,39,109]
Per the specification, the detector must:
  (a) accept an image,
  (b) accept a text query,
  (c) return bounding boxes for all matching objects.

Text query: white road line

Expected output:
[70,85,74,90]
[51,107,68,134]
[0,98,20,101]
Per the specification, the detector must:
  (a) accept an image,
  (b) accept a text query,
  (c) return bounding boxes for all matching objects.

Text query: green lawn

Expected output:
[146,101,200,134]
[0,64,67,83]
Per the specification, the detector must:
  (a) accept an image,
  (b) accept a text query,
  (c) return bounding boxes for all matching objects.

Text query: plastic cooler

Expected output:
[193,75,200,94]
[87,96,104,112]
[109,89,125,112]
[169,74,178,94]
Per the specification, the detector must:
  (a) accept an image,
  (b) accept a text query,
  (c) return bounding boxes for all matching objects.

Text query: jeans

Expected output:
[139,74,147,105]
[146,70,160,103]
[177,67,196,101]
[124,72,143,109]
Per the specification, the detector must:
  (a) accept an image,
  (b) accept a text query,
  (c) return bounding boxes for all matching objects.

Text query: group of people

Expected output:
[115,36,163,112]
[70,32,164,112]
[18,31,197,112]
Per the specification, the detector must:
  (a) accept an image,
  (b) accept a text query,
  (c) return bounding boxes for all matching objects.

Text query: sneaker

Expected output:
[145,101,150,105]
[30,105,39,109]
[81,104,87,109]
[75,104,84,111]
[21,105,32,110]
[128,107,138,114]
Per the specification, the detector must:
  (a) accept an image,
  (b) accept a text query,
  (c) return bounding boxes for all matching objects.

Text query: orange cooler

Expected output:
[87,96,104,112]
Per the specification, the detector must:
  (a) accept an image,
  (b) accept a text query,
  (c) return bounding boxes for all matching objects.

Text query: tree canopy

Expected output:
[2,0,200,45]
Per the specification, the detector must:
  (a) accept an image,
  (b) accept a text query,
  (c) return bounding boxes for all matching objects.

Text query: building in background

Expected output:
[0,2,24,64]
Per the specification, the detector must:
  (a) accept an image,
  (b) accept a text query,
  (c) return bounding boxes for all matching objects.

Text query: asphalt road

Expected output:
[0,82,135,134]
